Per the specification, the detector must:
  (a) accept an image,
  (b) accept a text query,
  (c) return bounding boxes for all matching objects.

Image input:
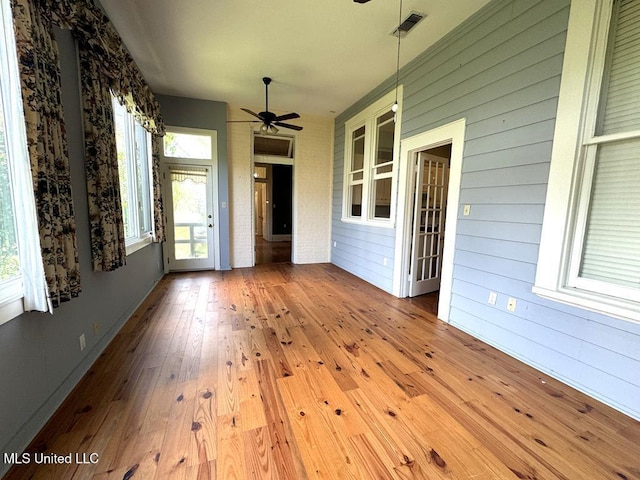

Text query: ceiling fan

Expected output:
[233,77,303,134]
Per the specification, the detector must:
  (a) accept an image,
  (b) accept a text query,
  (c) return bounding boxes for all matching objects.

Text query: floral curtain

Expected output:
[55,0,165,269]
[151,135,165,243]
[10,0,81,307]
[11,0,165,280]
[78,43,126,271]
[71,4,165,266]
[47,0,165,135]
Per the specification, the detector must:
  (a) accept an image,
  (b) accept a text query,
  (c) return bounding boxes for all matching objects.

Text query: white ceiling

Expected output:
[99,0,491,118]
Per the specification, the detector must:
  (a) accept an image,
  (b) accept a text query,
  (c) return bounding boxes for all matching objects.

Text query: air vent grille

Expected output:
[391,12,425,37]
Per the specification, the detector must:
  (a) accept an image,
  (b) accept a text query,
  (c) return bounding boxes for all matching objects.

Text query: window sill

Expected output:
[340,217,395,229]
[0,297,24,327]
[125,235,153,256]
[0,276,24,326]
[532,284,640,325]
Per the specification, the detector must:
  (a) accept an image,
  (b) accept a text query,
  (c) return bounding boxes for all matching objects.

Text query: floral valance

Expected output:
[47,0,165,135]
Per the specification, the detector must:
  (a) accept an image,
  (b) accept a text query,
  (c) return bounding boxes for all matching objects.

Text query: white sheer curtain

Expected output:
[0,0,50,313]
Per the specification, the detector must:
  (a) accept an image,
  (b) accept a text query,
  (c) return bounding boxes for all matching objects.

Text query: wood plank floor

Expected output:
[5,263,640,479]
[255,236,291,264]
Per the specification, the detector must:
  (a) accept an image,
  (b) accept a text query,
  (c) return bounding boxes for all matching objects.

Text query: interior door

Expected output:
[409,151,449,296]
[165,164,215,271]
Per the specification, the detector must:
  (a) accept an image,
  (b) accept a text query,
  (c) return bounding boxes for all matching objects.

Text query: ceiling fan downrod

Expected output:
[263,77,271,117]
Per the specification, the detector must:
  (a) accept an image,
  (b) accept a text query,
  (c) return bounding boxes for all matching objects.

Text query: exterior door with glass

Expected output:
[164,164,215,270]
[409,151,450,297]
[161,128,218,271]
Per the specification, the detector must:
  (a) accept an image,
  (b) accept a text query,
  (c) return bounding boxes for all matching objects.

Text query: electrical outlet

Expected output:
[93,322,99,335]
[488,291,497,305]
[507,297,517,312]
[333,241,337,247]
[383,257,388,266]
[463,204,471,216]
[79,333,86,351]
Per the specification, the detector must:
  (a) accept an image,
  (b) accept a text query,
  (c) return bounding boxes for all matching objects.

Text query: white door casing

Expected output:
[160,126,220,272]
[409,152,450,297]
[393,119,466,322]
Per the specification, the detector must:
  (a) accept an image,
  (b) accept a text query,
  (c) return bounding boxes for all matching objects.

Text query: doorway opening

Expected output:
[253,162,292,264]
[160,127,220,272]
[393,119,465,322]
[408,144,451,298]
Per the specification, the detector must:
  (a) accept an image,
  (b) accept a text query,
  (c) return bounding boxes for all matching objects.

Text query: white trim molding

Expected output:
[393,118,466,323]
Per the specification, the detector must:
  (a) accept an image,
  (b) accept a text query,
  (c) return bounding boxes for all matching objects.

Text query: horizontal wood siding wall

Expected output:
[332,0,640,420]
[332,101,397,292]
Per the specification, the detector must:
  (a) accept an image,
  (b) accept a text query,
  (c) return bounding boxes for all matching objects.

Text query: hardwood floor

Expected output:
[255,236,291,264]
[5,264,640,479]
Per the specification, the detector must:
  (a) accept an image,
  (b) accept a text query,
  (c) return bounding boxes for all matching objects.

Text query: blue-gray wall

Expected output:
[0,28,165,477]
[155,94,231,270]
[332,0,640,420]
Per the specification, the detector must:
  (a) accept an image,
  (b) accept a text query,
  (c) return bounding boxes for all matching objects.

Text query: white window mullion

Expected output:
[126,116,139,239]
[362,117,374,219]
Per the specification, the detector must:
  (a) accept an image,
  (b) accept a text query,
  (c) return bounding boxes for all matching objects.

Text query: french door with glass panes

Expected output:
[409,151,449,296]
[161,128,219,271]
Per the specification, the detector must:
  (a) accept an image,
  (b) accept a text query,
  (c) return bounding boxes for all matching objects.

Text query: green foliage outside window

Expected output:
[0,106,20,281]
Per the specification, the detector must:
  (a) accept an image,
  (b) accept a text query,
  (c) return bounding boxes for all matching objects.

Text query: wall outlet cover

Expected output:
[488,291,497,305]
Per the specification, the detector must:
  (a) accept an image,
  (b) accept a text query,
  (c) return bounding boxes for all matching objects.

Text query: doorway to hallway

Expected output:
[253,161,292,264]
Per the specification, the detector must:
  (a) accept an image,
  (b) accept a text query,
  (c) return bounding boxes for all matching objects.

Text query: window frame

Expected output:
[112,96,154,255]
[0,0,49,325]
[341,88,402,227]
[533,0,640,322]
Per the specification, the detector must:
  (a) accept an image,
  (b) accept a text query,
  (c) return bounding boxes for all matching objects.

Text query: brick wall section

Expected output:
[227,105,333,267]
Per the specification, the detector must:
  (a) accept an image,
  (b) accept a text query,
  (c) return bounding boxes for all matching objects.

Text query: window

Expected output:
[163,131,212,159]
[112,97,153,253]
[534,0,640,322]
[253,134,294,158]
[342,88,402,225]
[1,0,48,324]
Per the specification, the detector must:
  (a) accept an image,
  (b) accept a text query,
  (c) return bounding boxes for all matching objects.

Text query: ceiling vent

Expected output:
[391,12,425,37]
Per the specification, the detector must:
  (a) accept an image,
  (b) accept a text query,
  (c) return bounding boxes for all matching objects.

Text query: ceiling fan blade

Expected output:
[241,108,263,120]
[274,112,300,122]
[274,122,303,131]
[226,120,259,123]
